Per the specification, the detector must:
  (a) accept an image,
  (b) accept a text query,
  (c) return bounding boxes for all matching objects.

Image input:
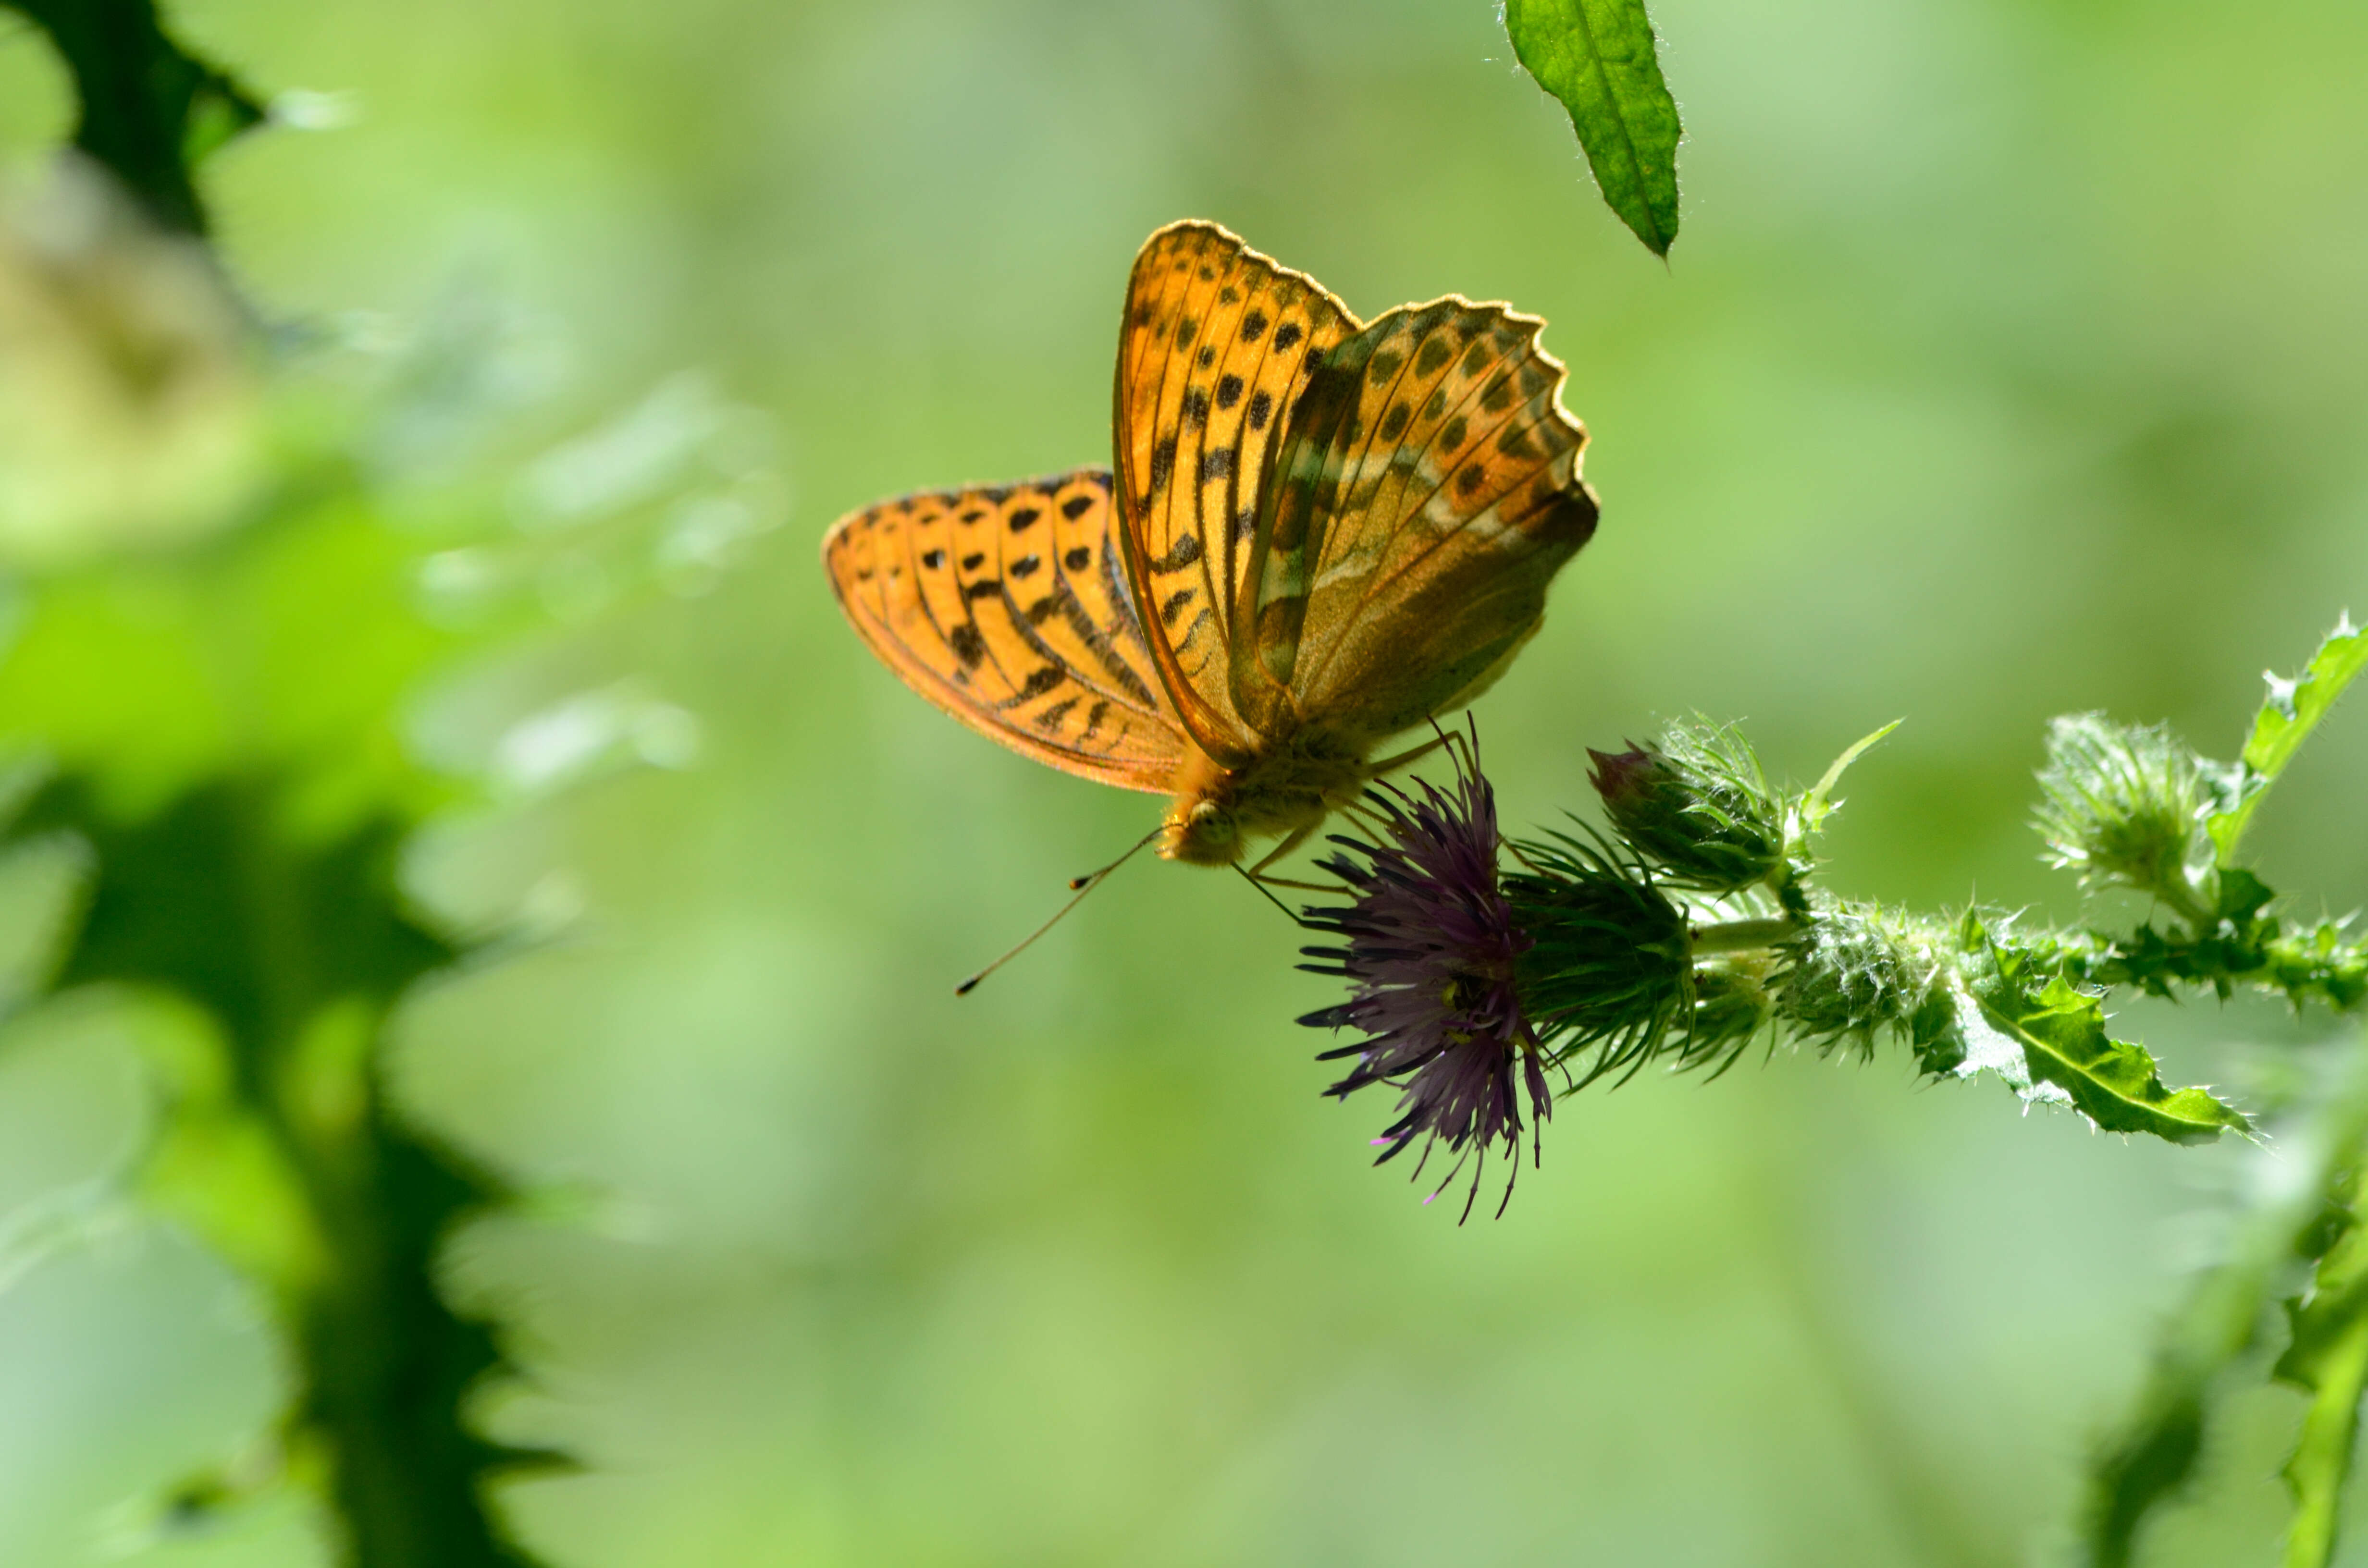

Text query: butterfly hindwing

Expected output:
[821,468,1188,792]
[1233,298,1599,741]
[1113,220,1358,762]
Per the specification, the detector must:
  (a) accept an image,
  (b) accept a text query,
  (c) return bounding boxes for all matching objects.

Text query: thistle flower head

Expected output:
[1297,739,1548,1220]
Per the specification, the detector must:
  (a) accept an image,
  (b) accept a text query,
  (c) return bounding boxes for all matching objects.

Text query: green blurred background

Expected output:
[3,0,2367,1563]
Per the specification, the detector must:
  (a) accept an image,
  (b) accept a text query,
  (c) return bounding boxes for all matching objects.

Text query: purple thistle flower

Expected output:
[1296,738,1551,1220]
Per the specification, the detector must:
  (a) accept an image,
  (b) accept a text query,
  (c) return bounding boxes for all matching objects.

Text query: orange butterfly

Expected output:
[823,220,1598,881]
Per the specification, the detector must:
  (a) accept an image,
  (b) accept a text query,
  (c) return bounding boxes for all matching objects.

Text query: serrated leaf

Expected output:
[2209,616,2368,864]
[1503,0,1683,256]
[1965,971,2248,1144]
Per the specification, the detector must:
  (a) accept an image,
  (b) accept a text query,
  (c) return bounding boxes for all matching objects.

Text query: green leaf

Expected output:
[1956,953,2248,1144]
[1796,719,1900,836]
[2082,1065,2368,1566]
[0,0,267,234]
[2209,616,2368,864]
[2274,1143,2368,1568]
[1503,0,1683,256]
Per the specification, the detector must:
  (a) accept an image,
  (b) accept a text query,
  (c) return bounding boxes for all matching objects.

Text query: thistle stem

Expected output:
[1689,917,1797,957]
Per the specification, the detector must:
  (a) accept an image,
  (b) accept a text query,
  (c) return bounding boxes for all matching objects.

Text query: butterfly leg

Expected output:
[1245,825,1343,893]
[1363,731,1453,780]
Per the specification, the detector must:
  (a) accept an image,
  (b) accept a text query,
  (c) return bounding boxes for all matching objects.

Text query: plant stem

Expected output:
[1690,917,1797,957]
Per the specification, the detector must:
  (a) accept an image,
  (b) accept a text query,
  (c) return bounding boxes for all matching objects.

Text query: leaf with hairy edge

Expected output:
[1504,0,1683,256]
[2275,1135,2368,1568]
[2209,616,2368,864]
[1991,978,2248,1143]
[1954,936,2248,1143]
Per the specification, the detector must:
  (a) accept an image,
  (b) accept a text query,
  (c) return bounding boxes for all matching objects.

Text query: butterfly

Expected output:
[822,220,1599,882]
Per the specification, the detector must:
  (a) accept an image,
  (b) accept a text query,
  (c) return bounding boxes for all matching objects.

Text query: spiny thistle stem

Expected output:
[1301,615,2368,1213]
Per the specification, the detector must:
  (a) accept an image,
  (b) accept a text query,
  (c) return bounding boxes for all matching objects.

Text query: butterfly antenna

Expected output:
[956,827,1161,996]
[1068,827,1161,891]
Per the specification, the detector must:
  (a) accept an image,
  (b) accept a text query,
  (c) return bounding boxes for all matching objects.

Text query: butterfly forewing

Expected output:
[1114,221,1357,760]
[1233,299,1599,740]
[821,469,1188,792]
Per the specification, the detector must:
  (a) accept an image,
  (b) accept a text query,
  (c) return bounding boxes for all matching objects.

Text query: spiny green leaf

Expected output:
[1503,0,1682,256]
[6,776,548,1566]
[1961,964,2248,1144]
[0,0,267,234]
[2210,616,2368,864]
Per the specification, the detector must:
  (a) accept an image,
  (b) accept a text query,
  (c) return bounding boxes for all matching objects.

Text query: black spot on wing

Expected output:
[1146,435,1177,501]
[1061,494,1095,520]
[1146,533,1202,572]
[1215,374,1244,410]
[949,624,986,668]
[1495,424,1539,459]
[1008,507,1041,532]
[1063,546,1092,570]
[964,579,1002,600]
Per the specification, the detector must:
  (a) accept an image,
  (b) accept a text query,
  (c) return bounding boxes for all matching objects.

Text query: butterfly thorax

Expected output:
[1159,728,1372,865]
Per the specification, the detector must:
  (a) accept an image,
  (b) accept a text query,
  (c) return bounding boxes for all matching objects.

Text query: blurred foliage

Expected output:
[0,138,768,1568]
[0,0,263,233]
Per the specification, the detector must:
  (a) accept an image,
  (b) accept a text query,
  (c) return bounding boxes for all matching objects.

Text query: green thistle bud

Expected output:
[1586,720,1788,893]
[2034,713,2208,909]
[1776,901,1936,1055]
